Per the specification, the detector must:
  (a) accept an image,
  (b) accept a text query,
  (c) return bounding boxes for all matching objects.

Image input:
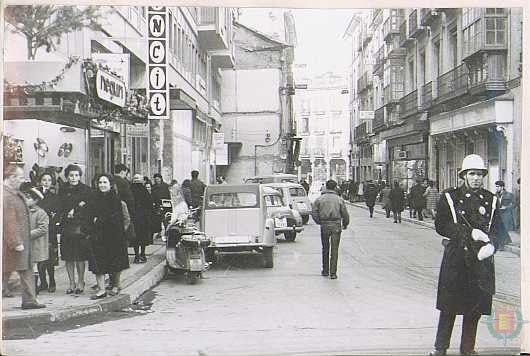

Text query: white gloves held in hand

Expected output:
[471,229,490,243]
[15,244,24,252]
[477,243,495,261]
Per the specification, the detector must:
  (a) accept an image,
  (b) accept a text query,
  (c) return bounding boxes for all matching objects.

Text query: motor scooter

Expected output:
[165,208,210,284]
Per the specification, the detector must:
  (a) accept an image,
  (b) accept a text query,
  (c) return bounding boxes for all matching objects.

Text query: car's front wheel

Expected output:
[263,247,274,268]
[284,231,297,242]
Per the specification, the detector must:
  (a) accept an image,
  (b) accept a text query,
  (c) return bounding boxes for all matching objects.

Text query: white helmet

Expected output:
[458,154,488,178]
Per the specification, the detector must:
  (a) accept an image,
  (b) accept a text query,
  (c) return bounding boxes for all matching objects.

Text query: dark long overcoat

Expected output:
[434,185,508,315]
[3,186,32,272]
[390,186,405,212]
[363,183,379,208]
[87,191,130,274]
[130,183,153,246]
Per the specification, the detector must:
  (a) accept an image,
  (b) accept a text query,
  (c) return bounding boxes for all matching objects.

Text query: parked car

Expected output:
[244,173,298,184]
[201,184,276,268]
[263,186,303,242]
[264,182,312,225]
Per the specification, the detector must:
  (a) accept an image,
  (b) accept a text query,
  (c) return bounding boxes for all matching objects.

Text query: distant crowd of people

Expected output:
[2,163,207,307]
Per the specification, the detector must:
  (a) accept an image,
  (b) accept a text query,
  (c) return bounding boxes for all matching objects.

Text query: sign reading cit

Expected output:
[96,70,126,107]
[147,7,169,119]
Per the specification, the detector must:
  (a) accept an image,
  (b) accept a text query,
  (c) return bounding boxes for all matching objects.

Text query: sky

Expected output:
[239,8,361,78]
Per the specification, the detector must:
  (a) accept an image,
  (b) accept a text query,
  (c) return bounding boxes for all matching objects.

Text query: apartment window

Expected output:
[300,117,309,133]
[485,9,507,45]
[408,59,416,92]
[449,28,458,68]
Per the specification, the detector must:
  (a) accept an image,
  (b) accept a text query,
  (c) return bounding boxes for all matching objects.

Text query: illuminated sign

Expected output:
[147,6,169,119]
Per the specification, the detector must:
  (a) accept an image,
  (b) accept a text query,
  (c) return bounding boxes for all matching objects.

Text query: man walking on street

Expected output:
[3,165,46,309]
[410,179,427,221]
[494,180,514,250]
[363,180,378,218]
[190,170,206,209]
[311,179,350,280]
[429,154,508,356]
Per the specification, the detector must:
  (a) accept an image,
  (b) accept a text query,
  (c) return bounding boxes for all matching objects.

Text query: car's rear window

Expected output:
[206,192,258,209]
[289,188,306,197]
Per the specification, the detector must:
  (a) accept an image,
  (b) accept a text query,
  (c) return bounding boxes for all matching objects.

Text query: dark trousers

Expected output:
[415,207,424,221]
[37,260,55,287]
[368,206,374,217]
[320,223,342,276]
[384,206,391,218]
[434,311,481,353]
[392,210,402,223]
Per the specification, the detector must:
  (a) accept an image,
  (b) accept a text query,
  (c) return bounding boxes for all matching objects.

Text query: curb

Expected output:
[3,255,167,330]
[345,201,521,257]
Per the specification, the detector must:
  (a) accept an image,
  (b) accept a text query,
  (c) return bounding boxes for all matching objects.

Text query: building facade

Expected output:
[346,8,522,192]
[218,20,296,183]
[4,6,236,186]
[294,68,350,184]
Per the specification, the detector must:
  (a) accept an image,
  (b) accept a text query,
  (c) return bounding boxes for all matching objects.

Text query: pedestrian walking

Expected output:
[57,164,92,295]
[379,183,392,218]
[87,174,130,299]
[300,179,310,193]
[357,181,364,201]
[349,180,357,202]
[190,170,206,209]
[390,181,405,223]
[144,181,160,241]
[494,180,514,250]
[363,180,378,218]
[22,186,50,295]
[114,164,136,242]
[311,179,350,280]
[429,154,508,356]
[36,172,60,293]
[424,180,441,219]
[2,165,46,309]
[410,179,427,221]
[130,174,153,264]
[152,173,170,238]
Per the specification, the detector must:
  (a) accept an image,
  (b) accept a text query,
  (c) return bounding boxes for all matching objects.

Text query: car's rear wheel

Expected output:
[263,247,274,268]
[284,231,297,242]
[302,215,309,225]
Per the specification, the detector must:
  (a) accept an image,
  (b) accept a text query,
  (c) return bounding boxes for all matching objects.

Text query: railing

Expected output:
[408,10,420,38]
[383,14,401,40]
[199,7,216,25]
[399,89,418,118]
[420,81,433,110]
[436,64,469,103]
[188,7,199,24]
[384,82,404,105]
[373,106,385,130]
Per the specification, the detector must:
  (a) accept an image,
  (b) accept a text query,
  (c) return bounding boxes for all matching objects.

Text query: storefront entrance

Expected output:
[89,128,120,183]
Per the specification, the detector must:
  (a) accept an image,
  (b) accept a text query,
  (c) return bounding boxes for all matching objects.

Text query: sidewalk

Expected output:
[346,201,521,257]
[2,241,167,330]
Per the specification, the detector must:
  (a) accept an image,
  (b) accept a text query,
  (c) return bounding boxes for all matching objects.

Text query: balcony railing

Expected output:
[384,82,404,106]
[188,7,199,24]
[399,89,418,119]
[373,107,385,131]
[399,20,414,47]
[386,36,406,59]
[420,81,433,110]
[420,8,439,26]
[383,15,401,41]
[354,121,372,141]
[435,64,469,104]
[199,7,216,25]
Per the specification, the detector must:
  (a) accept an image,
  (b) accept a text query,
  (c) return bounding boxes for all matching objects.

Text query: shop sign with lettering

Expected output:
[147,6,169,119]
[96,70,126,107]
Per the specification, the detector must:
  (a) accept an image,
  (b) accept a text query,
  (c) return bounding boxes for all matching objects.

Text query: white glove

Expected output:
[477,243,495,261]
[471,229,490,243]
[15,244,24,252]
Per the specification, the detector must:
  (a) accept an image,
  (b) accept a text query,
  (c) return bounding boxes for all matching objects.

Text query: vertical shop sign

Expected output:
[147,7,169,119]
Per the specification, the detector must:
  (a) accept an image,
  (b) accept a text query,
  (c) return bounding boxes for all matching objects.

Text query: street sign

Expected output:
[147,7,169,120]
[213,132,225,148]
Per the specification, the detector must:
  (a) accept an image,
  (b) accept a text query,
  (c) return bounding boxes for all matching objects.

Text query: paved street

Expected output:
[3,205,521,356]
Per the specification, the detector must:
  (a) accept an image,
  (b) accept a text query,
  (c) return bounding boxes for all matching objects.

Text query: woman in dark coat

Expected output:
[57,164,92,294]
[390,181,405,223]
[87,174,130,299]
[130,174,153,263]
[36,173,60,292]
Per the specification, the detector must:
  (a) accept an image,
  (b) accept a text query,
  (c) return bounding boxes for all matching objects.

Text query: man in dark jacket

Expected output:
[311,180,350,280]
[3,165,46,309]
[300,179,309,193]
[409,179,427,221]
[113,164,134,217]
[363,180,379,218]
[430,154,507,356]
[189,170,206,209]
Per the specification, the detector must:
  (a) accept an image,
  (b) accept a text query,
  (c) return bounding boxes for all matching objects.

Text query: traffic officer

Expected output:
[311,179,350,280]
[429,154,508,356]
